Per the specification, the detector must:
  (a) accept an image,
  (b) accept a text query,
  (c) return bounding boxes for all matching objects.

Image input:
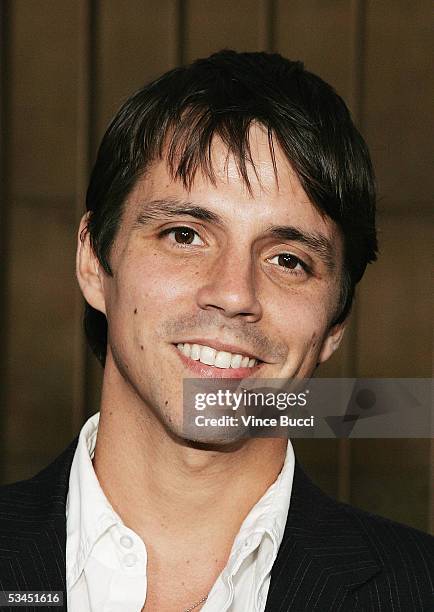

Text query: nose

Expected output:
[196,247,262,322]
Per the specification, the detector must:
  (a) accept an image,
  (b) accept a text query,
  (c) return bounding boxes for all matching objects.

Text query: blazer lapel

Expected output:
[0,437,78,593]
[265,460,381,611]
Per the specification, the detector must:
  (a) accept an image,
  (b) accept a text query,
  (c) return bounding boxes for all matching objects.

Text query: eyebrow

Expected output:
[133,198,223,227]
[133,198,337,270]
[266,225,336,270]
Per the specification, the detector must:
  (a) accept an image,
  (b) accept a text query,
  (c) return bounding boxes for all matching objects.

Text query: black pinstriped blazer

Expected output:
[0,437,433,611]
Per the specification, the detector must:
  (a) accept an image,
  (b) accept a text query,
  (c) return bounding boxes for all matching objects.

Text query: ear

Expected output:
[317,320,347,364]
[76,212,107,315]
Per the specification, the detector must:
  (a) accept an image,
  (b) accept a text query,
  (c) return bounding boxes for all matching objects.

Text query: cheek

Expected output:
[112,251,202,321]
[267,286,331,341]
[143,252,203,303]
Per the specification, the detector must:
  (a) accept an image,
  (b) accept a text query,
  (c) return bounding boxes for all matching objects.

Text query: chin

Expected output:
[186,424,249,447]
[182,433,248,452]
[167,420,248,448]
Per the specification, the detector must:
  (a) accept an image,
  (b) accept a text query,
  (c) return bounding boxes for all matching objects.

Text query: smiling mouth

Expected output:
[175,342,259,369]
[173,342,263,378]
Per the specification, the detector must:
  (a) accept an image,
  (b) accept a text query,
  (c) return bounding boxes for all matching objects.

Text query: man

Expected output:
[0,51,432,611]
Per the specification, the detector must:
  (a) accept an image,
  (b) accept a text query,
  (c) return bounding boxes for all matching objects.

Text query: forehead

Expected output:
[121,124,340,245]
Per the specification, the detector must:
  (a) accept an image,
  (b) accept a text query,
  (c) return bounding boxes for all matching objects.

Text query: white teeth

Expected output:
[200,345,217,365]
[176,343,258,369]
[190,344,201,360]
[214,351,232,369]
[230,354,243,368]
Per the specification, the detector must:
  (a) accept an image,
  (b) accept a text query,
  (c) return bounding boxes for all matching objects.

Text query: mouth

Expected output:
[173,341,264,379]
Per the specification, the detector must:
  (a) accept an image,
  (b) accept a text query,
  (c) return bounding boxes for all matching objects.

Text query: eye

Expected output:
[163,226,204,246]
[268,253,309,274]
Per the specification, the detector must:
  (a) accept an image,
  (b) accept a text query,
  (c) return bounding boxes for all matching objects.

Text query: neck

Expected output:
[92,362,287,549]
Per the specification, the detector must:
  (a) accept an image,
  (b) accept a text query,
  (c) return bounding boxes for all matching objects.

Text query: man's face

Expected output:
[79,125,346,438]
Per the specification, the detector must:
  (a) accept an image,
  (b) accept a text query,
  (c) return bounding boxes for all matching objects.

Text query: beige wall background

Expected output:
[0,0,432,533]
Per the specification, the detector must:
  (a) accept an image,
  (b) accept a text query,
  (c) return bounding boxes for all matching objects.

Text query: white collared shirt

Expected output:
[66,413,294,611]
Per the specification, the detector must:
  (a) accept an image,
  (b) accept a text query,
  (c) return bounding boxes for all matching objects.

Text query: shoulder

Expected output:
[305,466,434,573]
[0,437,78,526]
[337,500,434,609]
[294,460,433,561]
[342,499,434,566]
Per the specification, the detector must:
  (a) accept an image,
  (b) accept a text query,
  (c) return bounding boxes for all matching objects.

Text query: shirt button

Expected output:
[123,552,137,567]
[120,535,134,549]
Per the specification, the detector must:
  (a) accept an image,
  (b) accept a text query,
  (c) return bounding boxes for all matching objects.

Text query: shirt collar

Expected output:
[225,439,295,575]
[66,412,122,588]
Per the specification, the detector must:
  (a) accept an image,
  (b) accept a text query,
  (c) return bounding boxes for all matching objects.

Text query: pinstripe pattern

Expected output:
[0,439,76,611]
[0,438,433,611]
[264,462,434,611]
